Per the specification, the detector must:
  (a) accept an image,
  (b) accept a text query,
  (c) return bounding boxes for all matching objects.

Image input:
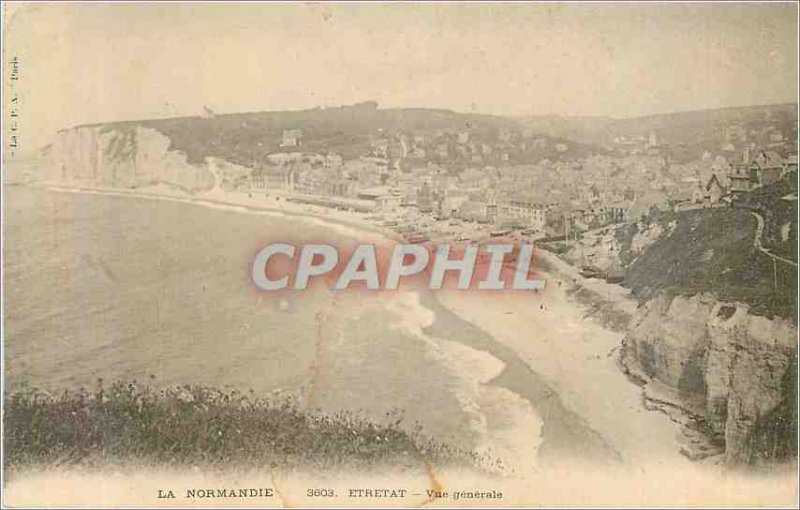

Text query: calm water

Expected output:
[3,186,476,446]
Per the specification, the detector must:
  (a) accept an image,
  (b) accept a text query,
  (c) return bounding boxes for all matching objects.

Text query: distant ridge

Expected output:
[519,102,798,147]
[51,101,796,168]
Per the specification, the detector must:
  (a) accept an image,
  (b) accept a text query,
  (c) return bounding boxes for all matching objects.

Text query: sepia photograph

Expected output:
[1,1,798,507]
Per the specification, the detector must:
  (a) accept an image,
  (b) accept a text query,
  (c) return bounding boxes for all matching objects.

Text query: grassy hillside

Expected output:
[68,102,606,169]
[623,198,797,320]
[514,114,617,146]
[64,102,795,171]
[520,103,797,162]
[733,174,798,261]
[610,103,797,146]
[80,103,576,166]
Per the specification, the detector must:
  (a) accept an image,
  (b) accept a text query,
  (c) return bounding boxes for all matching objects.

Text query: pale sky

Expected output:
[3,2,798,154]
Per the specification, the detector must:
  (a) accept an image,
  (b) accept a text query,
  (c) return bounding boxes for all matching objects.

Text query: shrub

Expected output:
[4,380,481,473]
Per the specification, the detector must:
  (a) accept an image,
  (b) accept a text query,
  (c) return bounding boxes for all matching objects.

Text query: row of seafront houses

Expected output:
[241,147,797,235]
[728,149,797,195]
[674,148,798,212]
[242,151,630,234]
[452,148,798,226]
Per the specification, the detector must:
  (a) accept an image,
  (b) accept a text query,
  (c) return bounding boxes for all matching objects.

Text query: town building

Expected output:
[783,155,798,176]
[439,192,471,218]
[496,198,547,230]
[252,165,296,192]
[280,129,302,148]
[728,165,754,195]
[325,153,343,167]
[458,200,497,223]
[705,174,728,204]
[356,187,403,210]
[749,150,784,187]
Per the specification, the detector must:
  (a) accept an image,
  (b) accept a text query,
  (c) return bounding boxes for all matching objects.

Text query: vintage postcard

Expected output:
[2,2,798,507]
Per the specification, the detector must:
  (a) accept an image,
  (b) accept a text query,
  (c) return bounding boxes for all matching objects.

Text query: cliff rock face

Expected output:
[621,293,797,464]
[562,220,671,273]
[43,125,216,193]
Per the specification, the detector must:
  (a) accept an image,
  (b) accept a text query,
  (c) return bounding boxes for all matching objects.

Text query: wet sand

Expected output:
[13,183,688,472]
[5,183,798,506]
[432,277,690,472]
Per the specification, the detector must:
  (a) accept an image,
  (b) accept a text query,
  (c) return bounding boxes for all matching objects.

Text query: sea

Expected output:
[3,185,540,460]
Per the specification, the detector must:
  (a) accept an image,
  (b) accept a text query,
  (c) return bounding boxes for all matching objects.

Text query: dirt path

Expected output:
[749,211,797,267]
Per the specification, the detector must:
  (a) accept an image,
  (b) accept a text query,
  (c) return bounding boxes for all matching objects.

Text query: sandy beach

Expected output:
[5,182,798,507]
[23,181,687,471]
[4,3,797,505]
[432,278,687,471]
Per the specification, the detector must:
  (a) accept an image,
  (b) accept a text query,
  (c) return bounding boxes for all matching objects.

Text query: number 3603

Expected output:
[307,488,336,497]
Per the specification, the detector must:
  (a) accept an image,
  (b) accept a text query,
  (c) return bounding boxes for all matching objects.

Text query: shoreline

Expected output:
[4,179,796,503]
[28,181,402,243]
[13,181,686,472]
[9,182,548,472]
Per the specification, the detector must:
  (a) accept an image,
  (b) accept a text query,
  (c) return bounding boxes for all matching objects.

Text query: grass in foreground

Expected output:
[4,380,484,473]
